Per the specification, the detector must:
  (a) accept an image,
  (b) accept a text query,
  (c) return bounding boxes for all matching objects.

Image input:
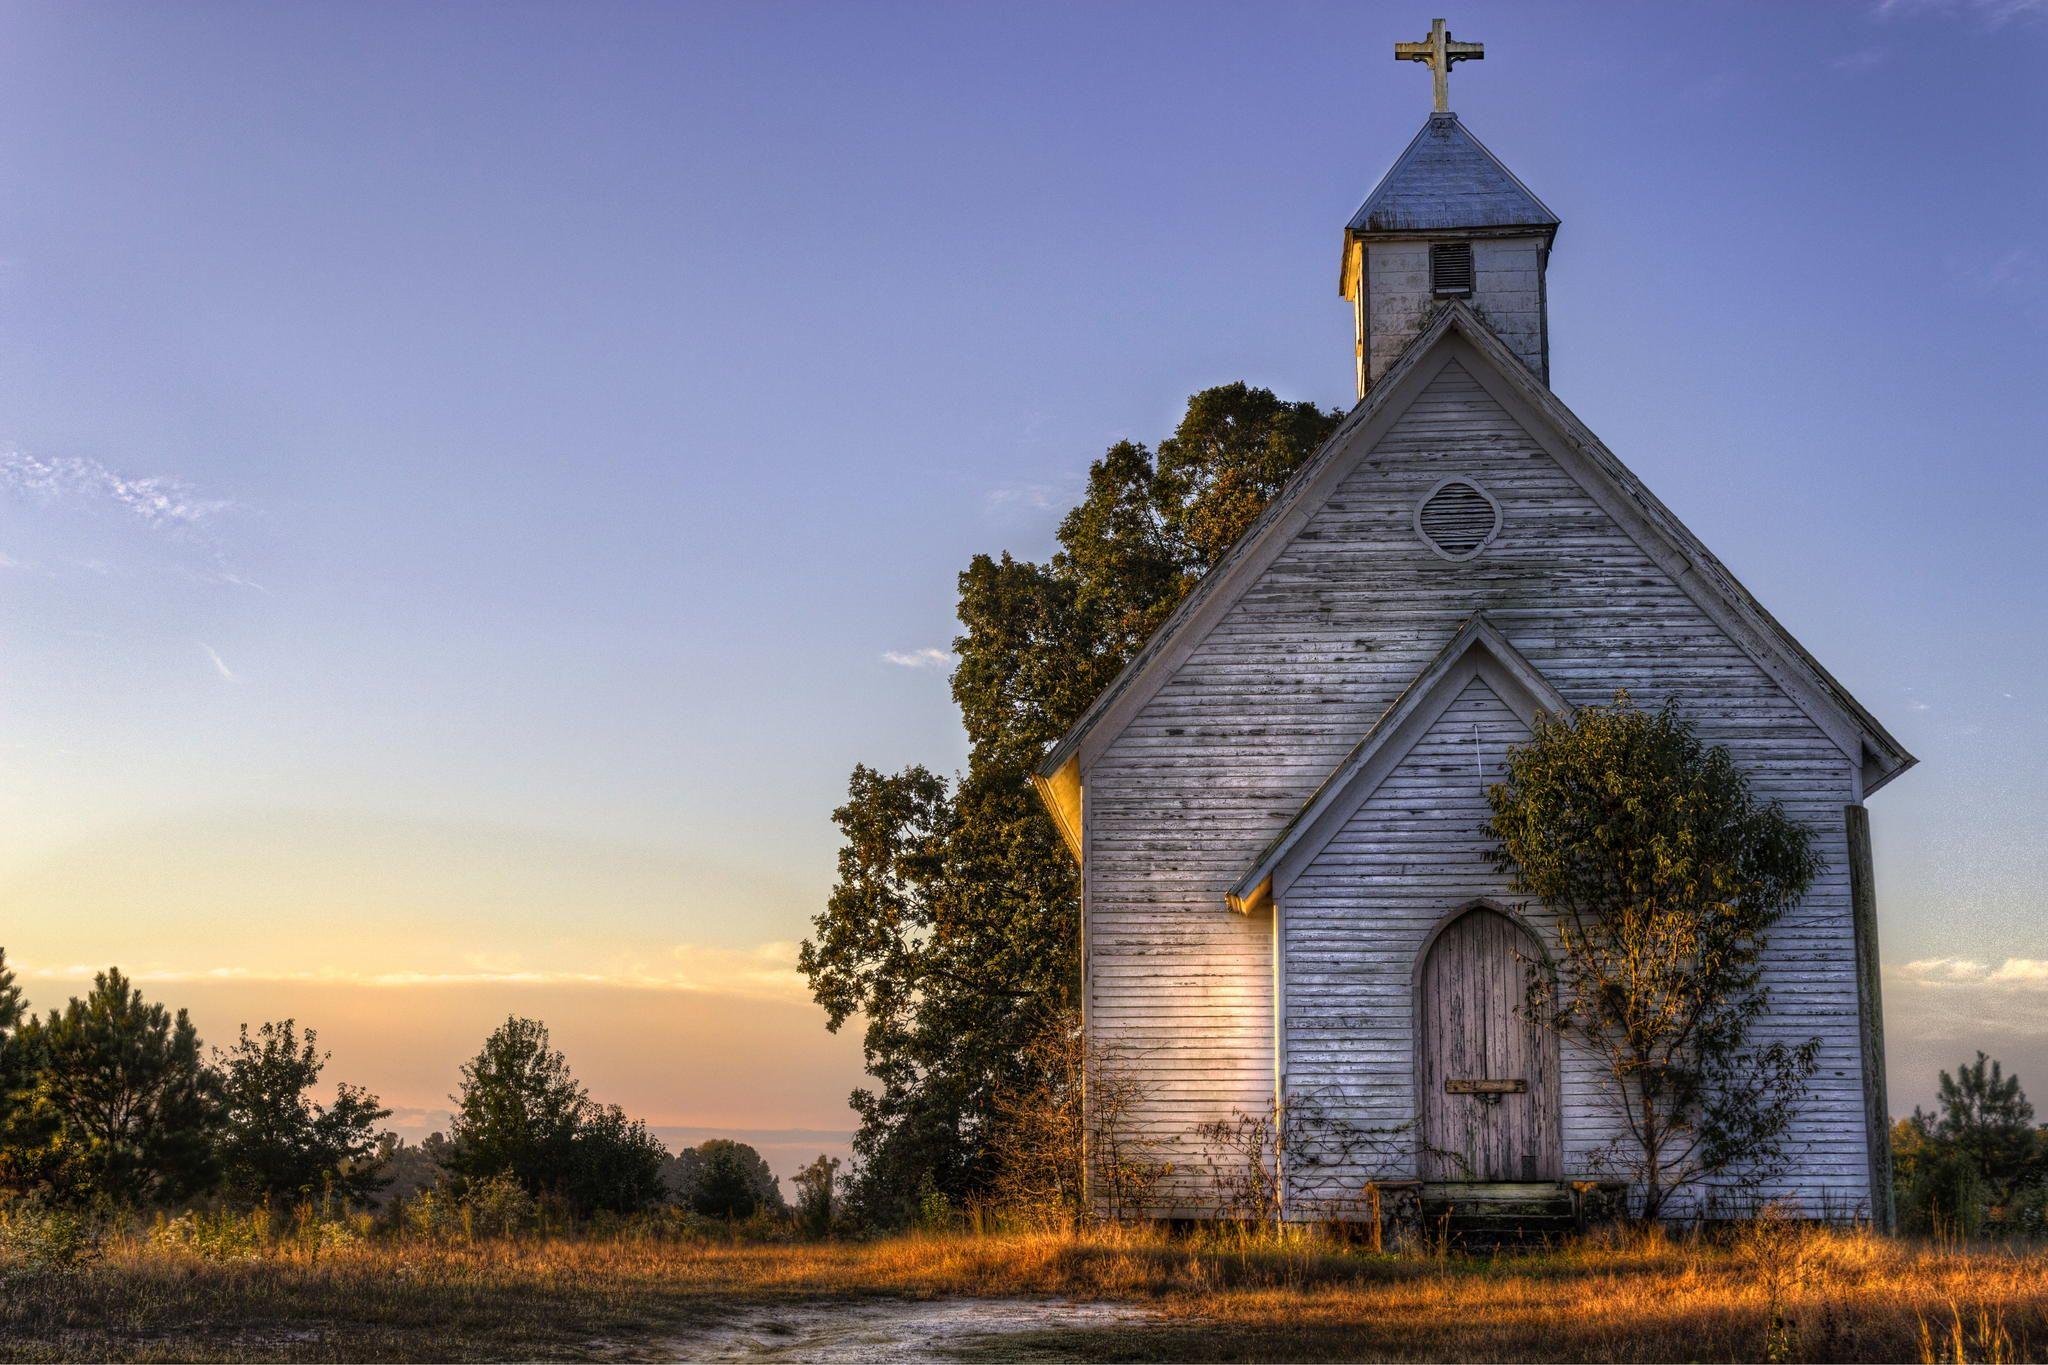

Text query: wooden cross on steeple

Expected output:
[1395,18,1483,114]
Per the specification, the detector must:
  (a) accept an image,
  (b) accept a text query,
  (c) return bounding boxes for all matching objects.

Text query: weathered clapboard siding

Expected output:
[1083,356,1870,1218]
[1366,237,1547,385]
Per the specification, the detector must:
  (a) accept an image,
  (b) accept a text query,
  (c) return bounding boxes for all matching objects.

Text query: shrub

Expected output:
[463,1172,537,1238]
[0,1201,102,1275]
[151,1207,268,1261]
[913,1173,955,1232]
[402,1186,464,1241]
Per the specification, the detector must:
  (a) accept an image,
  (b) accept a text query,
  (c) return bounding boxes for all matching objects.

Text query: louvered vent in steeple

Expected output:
[1430,242,1474,296]
[1415,478,1501,560]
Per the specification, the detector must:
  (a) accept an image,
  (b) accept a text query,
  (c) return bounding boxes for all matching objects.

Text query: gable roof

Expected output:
[1347,112,1559,237]
[1227,613,1569,917]
[1032,301,1915,838]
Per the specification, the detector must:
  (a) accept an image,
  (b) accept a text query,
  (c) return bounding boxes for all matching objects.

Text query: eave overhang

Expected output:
[1032,756,1083,864]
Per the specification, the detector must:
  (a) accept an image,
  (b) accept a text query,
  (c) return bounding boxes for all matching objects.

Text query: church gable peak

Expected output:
[1031,302,1913,826]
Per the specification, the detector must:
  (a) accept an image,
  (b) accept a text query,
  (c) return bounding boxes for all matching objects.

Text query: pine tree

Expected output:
[10,968,219,1204]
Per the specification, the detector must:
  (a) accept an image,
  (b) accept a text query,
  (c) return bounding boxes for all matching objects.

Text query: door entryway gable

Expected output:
[1229,613,1570,916]
[1416,900,1563,1183]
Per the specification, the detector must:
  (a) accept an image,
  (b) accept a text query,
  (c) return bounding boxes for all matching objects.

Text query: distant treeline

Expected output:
[1,946,2035,1238]
[0,950,838,1229]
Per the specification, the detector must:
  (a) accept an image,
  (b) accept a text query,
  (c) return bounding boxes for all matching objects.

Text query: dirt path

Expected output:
[667,1297,1158,1362]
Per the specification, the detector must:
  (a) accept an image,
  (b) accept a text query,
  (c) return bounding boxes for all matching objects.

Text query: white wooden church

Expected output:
[1032,23,1913,1225]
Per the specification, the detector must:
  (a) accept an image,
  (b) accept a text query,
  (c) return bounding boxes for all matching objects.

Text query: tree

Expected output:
[664,1138,783,1219]
[366,1132,450,1211]
[802,384,1340,1222]
[567,1103,669,1215]
[794,1153,840,1236]
[447,1018,672,1216]
[0,948,33,1191]
[447,1016,586,1199]
[1893,1054,2045,1235]
[1483,694,1823,1220]
[214,1019,391,1206]
[0,948,22,1050]
[1933,1053,2039,1202]
[8,968,219,1204]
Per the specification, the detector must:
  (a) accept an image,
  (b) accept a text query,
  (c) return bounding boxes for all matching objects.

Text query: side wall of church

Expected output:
[1366,237,1546,385]
[1082,352,1870,1219]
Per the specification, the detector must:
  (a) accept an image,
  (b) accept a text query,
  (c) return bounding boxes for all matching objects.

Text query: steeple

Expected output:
[1341,22,1558,399]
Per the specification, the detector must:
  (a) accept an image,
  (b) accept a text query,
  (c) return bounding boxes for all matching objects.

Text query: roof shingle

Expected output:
[1348,112,1558,235]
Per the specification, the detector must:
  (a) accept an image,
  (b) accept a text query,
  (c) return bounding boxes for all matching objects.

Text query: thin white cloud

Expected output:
[985,481,1067,513]
[0,448,256,585]
[882,647,953,670]
[15,941,812,1006]
[1894,957,2048,989]
[1830,46,1889,70]
[200,642,241,684]
[1873,0,2047,22]
[1888,958,2048,1044]
[0,450,232,535]
[1897,957,1992,982]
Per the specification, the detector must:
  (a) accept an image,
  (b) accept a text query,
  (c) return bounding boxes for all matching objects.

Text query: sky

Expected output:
[0,0,2043,1176]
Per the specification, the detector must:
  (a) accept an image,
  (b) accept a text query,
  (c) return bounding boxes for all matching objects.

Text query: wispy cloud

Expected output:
[882,647,953,670]
[200,642,241,684]
[15,941,812,1005]
[1899,957,2048,987]
[0,450,233,535]
[1888,957,2048,1048]
[0,448,255,585]
[1830,46,1890,71]
[1946,245,2048,328]
[985,481,1067,513]
[1873,0,2047,24]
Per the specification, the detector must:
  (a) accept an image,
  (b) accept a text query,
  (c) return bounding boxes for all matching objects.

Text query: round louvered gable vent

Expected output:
[1415,478,1501,561]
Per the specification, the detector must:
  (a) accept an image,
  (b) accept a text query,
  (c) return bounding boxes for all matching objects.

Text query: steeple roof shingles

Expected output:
[1347,112,1558,235]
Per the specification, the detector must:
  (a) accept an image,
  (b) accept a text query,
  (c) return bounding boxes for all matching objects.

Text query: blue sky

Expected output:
[0,0,2043,1165]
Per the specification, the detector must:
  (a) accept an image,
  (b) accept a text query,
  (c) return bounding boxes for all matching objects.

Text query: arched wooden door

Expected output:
[1418,907,1561,1182]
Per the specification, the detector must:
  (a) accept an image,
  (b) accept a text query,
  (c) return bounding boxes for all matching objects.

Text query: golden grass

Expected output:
[3,1219,2047,1361]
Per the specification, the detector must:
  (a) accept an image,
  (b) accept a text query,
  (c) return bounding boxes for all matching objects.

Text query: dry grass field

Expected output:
[3,1213,2047,1362]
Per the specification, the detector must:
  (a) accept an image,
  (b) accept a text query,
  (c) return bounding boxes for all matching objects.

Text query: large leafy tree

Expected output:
[7,968,219,1204]
[447,1016,588,1198]
[1483,694,1823,1219]
[802,384,1341,1221]
[566,1102,670,1215]
[214,1019,391,1207]
[665,1138,784,1219]
[446,1016,671,1215]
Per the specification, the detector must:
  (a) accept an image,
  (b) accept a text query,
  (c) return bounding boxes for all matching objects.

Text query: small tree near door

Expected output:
[1483,694,1822,1220]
